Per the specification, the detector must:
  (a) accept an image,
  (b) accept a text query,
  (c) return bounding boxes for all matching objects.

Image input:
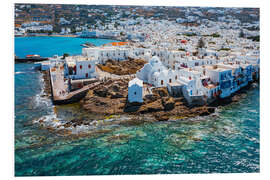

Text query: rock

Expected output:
[93,98,108,106]
[112,84,120,92]
[152,87,169,97]
[144,94,159,103]
[162,97,175,111]
[110,91,124,99]
[119,118,144,126]
[154,113,169,121]
[207,107,215,114]
[63,123,72,128]
[94,88,109,97]
[199,111,210,116]
[124,105,142,113]
[194,106,215,116]
[84,90,95,100]
[138,99,163,113]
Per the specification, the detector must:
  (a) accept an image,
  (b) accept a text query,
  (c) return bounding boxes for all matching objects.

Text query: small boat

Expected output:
[15,54,49,63]
[80,42,96,48]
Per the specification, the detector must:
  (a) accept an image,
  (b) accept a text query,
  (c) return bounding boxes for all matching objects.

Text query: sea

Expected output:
[14,36,260,176]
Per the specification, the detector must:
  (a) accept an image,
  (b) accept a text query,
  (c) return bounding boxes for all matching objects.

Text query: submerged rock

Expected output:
[154,113,169,121]
[106,133,130,142]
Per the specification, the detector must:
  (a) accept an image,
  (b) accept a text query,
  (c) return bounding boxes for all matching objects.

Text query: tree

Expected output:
[197,37,205,49]
[62,53,69,59]
[120,32,125,36]
[239,29,245,38]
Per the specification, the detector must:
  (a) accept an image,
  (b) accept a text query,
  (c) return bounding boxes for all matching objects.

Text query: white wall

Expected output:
[74,60,96,79]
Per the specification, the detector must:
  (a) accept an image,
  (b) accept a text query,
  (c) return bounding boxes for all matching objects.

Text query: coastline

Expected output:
[16,34,78,38]
[37,69,259,135]
[15,34,125,41]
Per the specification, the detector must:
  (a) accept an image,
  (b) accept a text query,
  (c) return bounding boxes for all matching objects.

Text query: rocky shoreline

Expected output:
[40,70,52,99]
[38,68,258,134]
[80,78,215,121]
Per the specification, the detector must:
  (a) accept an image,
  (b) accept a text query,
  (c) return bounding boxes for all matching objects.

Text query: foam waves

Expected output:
[15,71,25,75]
[33,113,62,128]
[15,71,36,75]
[33,73,52,108]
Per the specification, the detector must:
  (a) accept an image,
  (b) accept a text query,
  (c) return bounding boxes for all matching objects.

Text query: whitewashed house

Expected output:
[136,56,170,87]
[82,47,130,64]
[68,59,97,80]
[204,65,233,98]
[128,78,143,103]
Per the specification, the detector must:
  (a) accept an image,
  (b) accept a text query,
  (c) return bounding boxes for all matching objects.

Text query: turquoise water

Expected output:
[15,36,117,58]
[14,37,259,176]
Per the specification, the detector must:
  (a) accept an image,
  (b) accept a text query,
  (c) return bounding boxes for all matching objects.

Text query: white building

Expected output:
[204,65,233,98]
[66,56,97,80]
[82,46,130,64]
[136,56,173,87]
[128,78,143,103]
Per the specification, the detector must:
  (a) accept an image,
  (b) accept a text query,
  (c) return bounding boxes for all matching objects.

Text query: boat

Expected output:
[80,42,96,48]
[15,54,49,63]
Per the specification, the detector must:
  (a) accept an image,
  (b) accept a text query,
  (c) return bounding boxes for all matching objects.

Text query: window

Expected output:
[134,92,136,95]
[169,79,172,83]
[175,75,177,80]
[161,80,164,85]
[88,64,91,69]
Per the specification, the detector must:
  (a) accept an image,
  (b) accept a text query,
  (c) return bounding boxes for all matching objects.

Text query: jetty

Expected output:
[49,62,100,104]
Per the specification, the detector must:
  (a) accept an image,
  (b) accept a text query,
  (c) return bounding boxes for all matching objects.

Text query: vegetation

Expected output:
[178,48,186,51]
[247,35,260,42]
[184,33,197,37]
[239,29,245,38]
[203,33,221,38]
[218,48,231,51]
[120,32,125,36]
[62,53,69,59]
[211,33,220,38]
[246,26,260,31]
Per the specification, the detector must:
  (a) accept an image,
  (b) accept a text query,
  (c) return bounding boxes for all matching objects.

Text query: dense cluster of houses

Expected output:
[135,55,258,105]
[38,16,259,106]
[41,41,259,106]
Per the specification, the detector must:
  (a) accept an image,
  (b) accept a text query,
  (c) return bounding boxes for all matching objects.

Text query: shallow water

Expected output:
[14,37,260,176]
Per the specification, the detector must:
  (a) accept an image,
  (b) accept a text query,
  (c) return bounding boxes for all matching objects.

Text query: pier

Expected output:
[49,62,100,104]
